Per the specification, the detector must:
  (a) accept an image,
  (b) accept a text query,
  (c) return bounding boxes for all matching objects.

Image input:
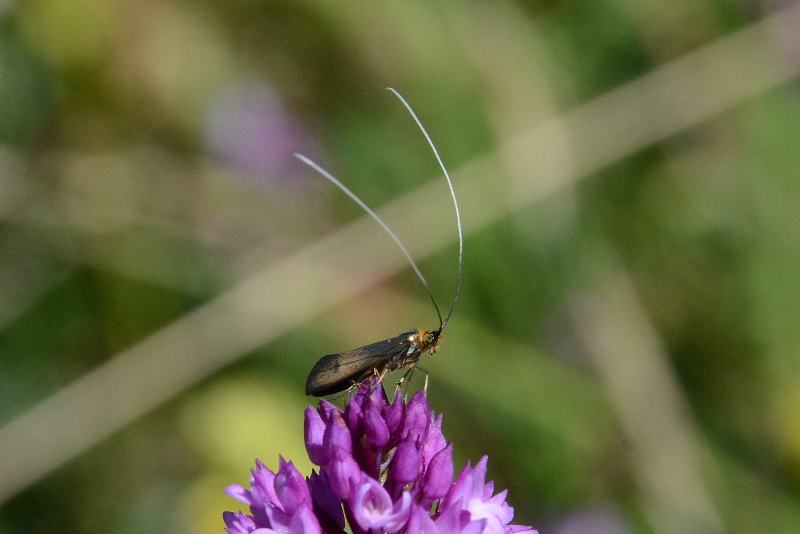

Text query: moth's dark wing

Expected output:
[305,331,415,396]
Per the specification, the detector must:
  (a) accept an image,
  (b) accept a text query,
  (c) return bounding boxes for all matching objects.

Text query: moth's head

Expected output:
[418,328,443,355]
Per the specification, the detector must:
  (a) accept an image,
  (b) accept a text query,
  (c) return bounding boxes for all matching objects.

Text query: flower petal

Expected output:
[223,511,258,534]
[406,504,440,534]
[324,412,353,457]
[287,504,323,534]
[318,399,341,421]
[364,398,390,450]
[250,460,280,511]
[434,499,470,532]
[470,457,489,499]
[352,476,412,533]
[324,446,361,499]
[385,389,406,437]
[275,458,311,514]
[383,492,413,533]
[420,413,447,471]
[308,470,345,531]
[305,406,328,466]
[460,519,489,534]
[391,434,421,487]
[422,443,454,501]
[442,461,474,513]
[344,392,365,439]
[403,392,430,441]
[225,485,253,506]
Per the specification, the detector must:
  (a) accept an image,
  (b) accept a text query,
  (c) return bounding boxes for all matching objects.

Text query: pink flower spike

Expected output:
[352,476,412,533]
[226,381,536,534]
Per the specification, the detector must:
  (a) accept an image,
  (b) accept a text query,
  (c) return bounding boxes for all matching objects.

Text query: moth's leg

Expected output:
[396,364,429,399]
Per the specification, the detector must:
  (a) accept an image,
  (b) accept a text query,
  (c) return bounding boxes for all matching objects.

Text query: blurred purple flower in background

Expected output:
[223,379,536,534]
[205,82,312,179]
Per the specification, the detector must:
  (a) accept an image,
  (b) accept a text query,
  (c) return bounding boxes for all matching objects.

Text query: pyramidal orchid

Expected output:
[223,378,536,534]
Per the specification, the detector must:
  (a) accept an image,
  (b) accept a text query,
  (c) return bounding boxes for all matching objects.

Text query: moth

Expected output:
[296,88,462,397]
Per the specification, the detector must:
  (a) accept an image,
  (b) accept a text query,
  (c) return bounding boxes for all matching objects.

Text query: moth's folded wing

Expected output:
[305,331,415,396]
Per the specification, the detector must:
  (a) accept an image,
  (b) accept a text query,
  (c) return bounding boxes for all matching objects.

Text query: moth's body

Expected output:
[304,327,443,397]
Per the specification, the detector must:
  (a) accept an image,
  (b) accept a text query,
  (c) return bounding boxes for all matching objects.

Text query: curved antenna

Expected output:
[294,153,444,325]
[386,87,462,328]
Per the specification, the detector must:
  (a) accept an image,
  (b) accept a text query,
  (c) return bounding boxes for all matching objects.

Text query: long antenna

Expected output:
[386,87,462,327]
[294,153,443,325]
[294,88,462,329]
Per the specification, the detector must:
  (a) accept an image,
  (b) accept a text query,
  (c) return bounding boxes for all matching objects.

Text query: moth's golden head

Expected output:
[417,328,443,355]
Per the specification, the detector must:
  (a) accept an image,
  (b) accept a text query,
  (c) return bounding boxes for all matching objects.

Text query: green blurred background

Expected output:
[2,0,800,533]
